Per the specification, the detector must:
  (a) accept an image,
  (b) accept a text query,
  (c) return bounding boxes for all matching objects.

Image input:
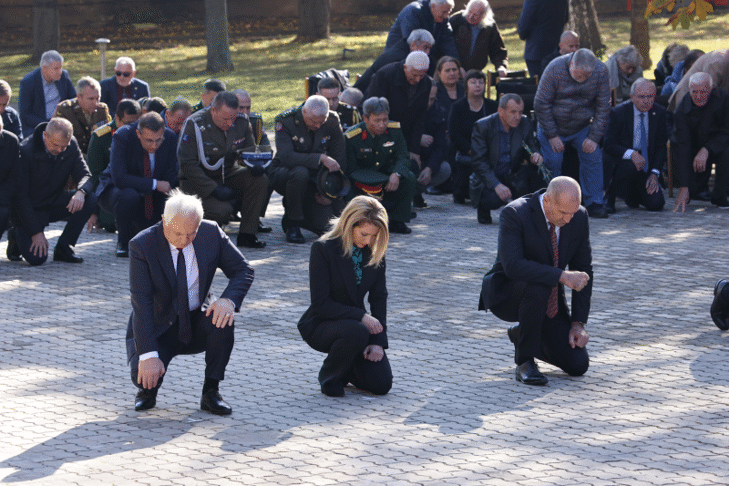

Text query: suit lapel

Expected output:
[154,223,177,291]
[528,192,553,260]
[192,225,210,300]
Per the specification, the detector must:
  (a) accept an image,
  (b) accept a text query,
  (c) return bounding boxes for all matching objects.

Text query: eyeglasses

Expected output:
[115,71,132,77]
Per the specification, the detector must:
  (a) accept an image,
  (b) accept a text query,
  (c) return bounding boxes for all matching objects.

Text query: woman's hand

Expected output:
[363,344,384,362]
[362,314,383,334]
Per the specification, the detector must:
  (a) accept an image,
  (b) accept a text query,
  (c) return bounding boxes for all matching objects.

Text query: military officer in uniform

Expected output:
[178,91,268,249]
[317,78,362,132]
[345,97,416,234]
[269,95,346,243]
[233,89,270,146]
[86,99,142,232]
[191,79,226,114]
[54,76,111,154]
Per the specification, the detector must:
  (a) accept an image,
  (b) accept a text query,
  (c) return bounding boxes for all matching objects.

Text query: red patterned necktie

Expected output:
[547,223,559,318]
[143,152,153,220]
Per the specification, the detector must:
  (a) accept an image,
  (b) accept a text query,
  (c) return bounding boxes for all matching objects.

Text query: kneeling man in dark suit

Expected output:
[127,189,254,414]
[479,176,592,385]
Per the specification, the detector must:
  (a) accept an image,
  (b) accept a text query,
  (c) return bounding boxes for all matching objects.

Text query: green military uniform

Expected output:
[335,103,362,132]
[86,120,119,231]
[190,100,205,114]
[178,107,267,236]
[54,99,111,154]
[345,121,416,223]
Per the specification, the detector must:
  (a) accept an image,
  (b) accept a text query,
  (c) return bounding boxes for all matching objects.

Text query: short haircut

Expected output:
[405,51,430,71]
[231,88,250,99]
[76,76,101,95]
[499,93,523,109]
[614,45,642,69]
[407,29,435,46]
[689,72,713,89]
[362,97,389,117]
[115,56,136,71]
[317,77,341,92]
[340,87,363,107]
[137,112,166,132]
[321,195,389,267]
[203,79,226,93]
[40,50,63,67]
[116,98,142,118]
[167,97,192,114]
[0,80,10,97]
[211,91,239,110]
[143,97,167,114]
[560,30,579,42]
[571,48,597,73]
[434,56,461,84]
[45,117,73,139]
[666,43,690,67]
[464,69,486,83]
[629,78,655,96]
[163,189,203,226]
[303,95,330,116]
[545,176,581,204]
[431,0,455,6]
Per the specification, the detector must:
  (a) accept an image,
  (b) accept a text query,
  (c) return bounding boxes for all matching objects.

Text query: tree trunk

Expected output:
[298,0,330,41]
[630,0,652,69]
[568,0,606,58]
[32,0,60,63]
[205,0,234,73]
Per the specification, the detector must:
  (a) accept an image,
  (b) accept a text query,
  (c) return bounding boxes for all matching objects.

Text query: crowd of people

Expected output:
[1,0,728,405]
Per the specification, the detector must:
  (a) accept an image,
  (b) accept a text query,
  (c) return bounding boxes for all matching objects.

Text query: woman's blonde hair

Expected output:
[321,196,389,267]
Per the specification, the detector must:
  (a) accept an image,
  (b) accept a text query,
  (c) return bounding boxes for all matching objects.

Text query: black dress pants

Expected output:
[610,159,665,211]
[305,319,392,395]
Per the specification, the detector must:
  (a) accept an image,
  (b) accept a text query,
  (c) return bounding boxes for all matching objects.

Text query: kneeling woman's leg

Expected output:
[351,351,392,395]
[306,319,370,395]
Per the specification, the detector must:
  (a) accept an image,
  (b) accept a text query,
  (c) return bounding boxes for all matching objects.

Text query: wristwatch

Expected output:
[651,169,660,176]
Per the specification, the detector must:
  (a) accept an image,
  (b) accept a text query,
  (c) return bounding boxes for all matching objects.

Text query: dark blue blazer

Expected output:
[100,77,150,117]
[1,106,23,141]
[96,121,179,197]
[517,0,569,62]
[18,67,76,137]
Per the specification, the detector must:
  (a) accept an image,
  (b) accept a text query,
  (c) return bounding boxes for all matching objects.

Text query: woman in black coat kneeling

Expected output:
[298,196,392,397]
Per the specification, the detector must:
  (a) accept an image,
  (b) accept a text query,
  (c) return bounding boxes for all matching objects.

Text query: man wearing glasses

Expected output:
[100,57,151,118]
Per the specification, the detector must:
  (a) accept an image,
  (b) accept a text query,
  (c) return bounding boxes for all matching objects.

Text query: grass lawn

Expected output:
[1,11,727,132]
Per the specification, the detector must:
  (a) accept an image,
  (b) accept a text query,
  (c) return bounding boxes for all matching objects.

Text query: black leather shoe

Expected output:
[135,388,158,411]
[201,389,232,415]
[6,229,21,262]
[477,208,492,225]
[286,226,306,244]
[413,194,428,209]
[516,359,548,386]
[711,279,729,331]
[586,203,609,219]
[507,325,520,345]
[320,380,345,397]
[453,195,466,205]
[711,198,729,208]
[258,221,273,233]
[389,221,412,234]
[237,233,266,248]
[53,245,83,263]
[116,242,129,258]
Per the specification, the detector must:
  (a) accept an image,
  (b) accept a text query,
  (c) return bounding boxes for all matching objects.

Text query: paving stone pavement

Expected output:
[1,192,729,486]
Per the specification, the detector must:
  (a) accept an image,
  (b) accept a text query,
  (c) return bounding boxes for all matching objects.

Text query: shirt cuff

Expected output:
[139,351,159,362]
[623,149,634,159]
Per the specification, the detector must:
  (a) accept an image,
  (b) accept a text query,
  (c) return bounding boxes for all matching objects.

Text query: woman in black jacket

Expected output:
[298,196,392,397]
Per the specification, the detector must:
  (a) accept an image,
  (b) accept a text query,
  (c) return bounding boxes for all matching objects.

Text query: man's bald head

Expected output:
[543,177,582,227]
[559,31,580,55]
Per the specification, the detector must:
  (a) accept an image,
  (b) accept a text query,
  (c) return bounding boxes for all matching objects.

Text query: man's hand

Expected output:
[320,155,340,172]
[530,152,543,166]
[421,134,434,148]
[137,357,165,389]
[417,167,432,186]
[67,190,85,213]
[494,183,512,202]
[559,270,590,291]
[582,138,598,154]
[86,213,99,233]
[156,181,172,194]
[549,136,564,153]
[205,297,236,328]
[385,173,400,192]
[363,344,384,362]
[673,187,689,213]
[646,173,660,195]
[409,152,422,168]
[693,147,709,173]
[630,151,647,171]
[314,193,332,206]
[497,66,508,78]
[30,232,48,258]
[362,314,383,334]
[568,322,590,349]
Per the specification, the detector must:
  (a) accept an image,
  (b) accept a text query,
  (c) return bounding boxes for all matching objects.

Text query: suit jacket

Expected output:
[479,190,593,325]
[53,98,112,153]
[298,238,388,349]
[100,77,151,117]
[385,0,459,61]
[517,0,569,62]
[126,220,254,363]
[96,121,179,197]
[603,100,670,178]
[0,130,21,208]
[18,67,76,137]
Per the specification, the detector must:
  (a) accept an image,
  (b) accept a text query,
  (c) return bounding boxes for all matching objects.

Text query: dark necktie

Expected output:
[143,152,153,219]
[177,250,192,345]
[547,223,559,318]
[639,112,648,172]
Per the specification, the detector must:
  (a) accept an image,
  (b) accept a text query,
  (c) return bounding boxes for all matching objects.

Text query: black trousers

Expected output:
[99,187,165,246]
[491,280,589,377]
[305,319,392,395]
[609,158,665,211]
[130,310,235,390]
[0,206,9,241]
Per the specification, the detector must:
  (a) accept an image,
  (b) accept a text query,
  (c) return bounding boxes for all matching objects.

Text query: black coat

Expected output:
[450,11,508,72]
[0,130,20,208]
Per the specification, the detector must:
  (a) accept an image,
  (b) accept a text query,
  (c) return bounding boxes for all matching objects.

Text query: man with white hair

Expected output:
[100,56,151,118]
[53,76,111,153]
[126,189,254,415]
[449,0,508,73]
[269,95,346,243]
[18,50,76,138]
[365,51,433,163]
[672,72,729,211]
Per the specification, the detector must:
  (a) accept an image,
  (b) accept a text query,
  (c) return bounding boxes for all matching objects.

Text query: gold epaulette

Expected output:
[93,124,112,137]
[345,127,362,139]
[249,112,263,119]
[387,121,401,128]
